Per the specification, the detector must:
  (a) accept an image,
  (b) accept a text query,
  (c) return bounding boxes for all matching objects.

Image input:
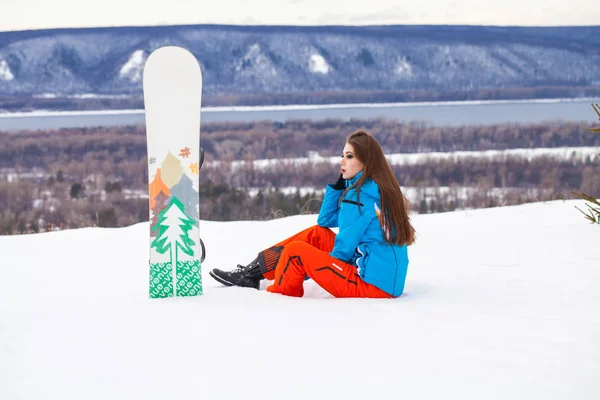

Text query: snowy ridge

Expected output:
[119,50,146,83]
[1,200,599,399]
[1,25,599,97]
[209,146,599,171]
[308,53,330,74]
[0,59,14,81]
[235,43,278,78]
[396,58,412,76]
[385,147,600,164]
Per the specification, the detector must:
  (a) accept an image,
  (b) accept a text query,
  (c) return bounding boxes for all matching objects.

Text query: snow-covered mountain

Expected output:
[1,199,599,399]
[0,24,599,98]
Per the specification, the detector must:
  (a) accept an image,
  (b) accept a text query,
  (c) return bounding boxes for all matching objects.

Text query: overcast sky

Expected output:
[1,0,598,32]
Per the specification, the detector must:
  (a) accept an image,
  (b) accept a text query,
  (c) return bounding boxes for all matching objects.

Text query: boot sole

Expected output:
[209,270,235,287]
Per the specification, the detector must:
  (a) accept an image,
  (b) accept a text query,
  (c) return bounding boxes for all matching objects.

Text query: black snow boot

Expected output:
[209,257,264,290]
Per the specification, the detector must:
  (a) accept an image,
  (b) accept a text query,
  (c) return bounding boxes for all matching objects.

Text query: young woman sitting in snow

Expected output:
[209,130,416,298]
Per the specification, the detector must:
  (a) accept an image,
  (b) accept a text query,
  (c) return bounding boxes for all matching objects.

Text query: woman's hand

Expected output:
[331,173,346,190]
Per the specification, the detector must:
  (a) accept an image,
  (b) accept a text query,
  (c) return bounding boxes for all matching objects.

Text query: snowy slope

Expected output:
[1,200,599,399]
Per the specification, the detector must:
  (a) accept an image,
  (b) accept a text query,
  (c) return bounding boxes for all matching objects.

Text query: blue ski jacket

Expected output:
[317,172,409,297]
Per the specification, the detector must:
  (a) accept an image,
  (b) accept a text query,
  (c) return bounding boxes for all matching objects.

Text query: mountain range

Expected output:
[0,24,599,104]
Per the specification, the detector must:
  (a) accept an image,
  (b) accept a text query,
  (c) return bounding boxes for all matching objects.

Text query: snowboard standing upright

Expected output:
[143,46,205,298]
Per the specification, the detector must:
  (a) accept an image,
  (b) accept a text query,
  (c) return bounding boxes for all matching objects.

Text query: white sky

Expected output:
[1,0,598,32]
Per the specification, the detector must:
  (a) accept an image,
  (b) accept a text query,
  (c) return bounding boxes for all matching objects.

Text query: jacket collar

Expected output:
[346,171,380,199]
[346,171,364,187]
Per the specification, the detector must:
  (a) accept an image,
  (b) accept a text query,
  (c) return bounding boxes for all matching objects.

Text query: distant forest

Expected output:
[1,119,598,170]
[0,118,598,234]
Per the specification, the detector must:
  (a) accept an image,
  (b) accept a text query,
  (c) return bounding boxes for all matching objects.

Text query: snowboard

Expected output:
[143,46,205,299]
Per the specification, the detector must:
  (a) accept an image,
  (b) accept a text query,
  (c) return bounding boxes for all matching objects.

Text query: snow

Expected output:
[33,93,58,98]
[0,59,14,81]
[1,199,599,399]
[384,146,600,164]
[396,58,413,76]
[235,43,262,72]
[235,43,278,77]
[119,50,146,83]
[3,169,49,183]
[70,94,134,99]
[246,185,556,205]
[215,146,599,171]
[248,186,321,197]
[308,53,330,74]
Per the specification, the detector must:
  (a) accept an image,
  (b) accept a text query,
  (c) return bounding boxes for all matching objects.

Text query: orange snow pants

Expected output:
[258,225,392,298]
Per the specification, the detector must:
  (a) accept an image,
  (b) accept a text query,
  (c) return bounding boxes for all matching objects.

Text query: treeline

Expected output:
[203,157,600,196]
[0,177,325,234]
[0,168,570,235]
[0,179,148,234]
[2,86,599,112]
[1,119,597,179]
[0,118,597,234]
[1,152,597,234]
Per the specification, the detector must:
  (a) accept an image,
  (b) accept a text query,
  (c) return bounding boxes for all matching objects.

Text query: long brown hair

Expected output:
[344,130,416,246]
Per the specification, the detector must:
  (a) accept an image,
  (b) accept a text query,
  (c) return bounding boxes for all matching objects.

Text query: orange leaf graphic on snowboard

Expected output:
[179,147,191,158]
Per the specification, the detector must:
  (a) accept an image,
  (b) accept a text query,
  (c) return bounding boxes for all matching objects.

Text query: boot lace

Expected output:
[232,264,247,273]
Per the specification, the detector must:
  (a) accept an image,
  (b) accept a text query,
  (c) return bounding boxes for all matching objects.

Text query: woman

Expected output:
[209,130,416,298]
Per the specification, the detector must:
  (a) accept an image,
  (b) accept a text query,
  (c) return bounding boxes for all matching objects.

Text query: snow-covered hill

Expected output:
[1,199,599,399]
[0,25,599,98]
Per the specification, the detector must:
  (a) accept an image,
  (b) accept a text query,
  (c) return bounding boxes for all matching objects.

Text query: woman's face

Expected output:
[340,143,364,180]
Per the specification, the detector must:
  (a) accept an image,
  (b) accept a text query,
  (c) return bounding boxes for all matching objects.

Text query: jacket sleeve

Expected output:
[317,185,343,228]
[330,193,376,262]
